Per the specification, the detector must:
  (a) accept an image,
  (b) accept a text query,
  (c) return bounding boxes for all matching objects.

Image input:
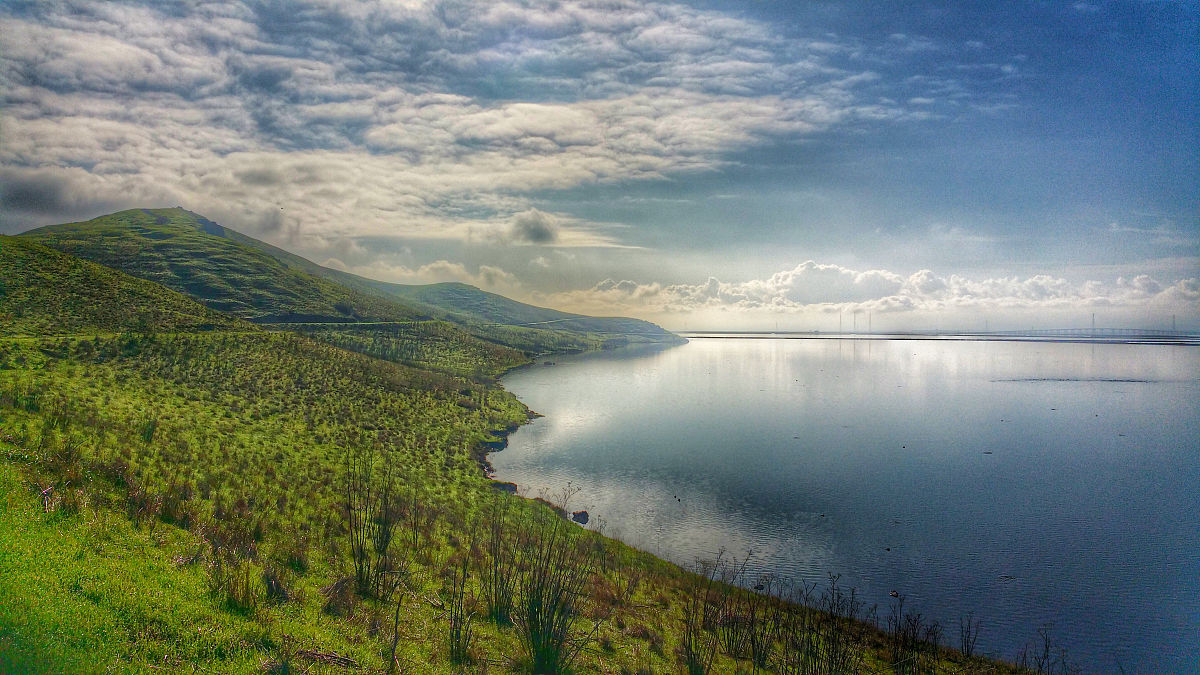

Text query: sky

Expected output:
[1,0,1197,331]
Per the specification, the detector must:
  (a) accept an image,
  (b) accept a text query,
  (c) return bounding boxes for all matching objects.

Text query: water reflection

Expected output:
[493,338,1200,673]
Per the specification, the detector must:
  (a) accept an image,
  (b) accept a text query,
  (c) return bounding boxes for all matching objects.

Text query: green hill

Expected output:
[19,208,423,324]
[215,222,678,341]
[20,208,682,353]
[0,236,247,336]
[193,216,677,341]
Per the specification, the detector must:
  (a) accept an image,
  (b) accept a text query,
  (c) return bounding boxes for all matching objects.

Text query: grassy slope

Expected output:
[288,322,530,381]
[18,208,424,324]
[0,462,265,673]
[0,328,539,673]
[0,236,246,336]
[21,207,677,354]
[213,221,678,341]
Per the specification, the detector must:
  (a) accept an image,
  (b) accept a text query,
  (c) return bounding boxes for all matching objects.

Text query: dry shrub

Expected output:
[322,576,357,617]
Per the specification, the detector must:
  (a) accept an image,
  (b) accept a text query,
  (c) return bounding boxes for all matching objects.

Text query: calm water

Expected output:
[492,337,1200,673]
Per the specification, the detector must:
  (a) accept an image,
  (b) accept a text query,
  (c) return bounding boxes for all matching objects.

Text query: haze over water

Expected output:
[493,337,1200,673]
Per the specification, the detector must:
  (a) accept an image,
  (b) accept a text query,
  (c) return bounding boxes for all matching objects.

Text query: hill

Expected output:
[199,216,677,341]
[0,236,247,336]
[19,208,423,324]
[20,208,682,353]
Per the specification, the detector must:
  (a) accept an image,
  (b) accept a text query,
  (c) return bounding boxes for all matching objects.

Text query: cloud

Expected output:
[0,167,72,213]
[509,209,559,244]
[1106,221,1197,248]
[537,261,1200,320]
[0,0,980,238]
[0,165,157,229]
[334,258,524,297]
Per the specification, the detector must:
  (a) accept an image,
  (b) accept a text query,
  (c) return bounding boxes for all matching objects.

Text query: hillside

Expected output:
[21,208,681,354]
[0,236,246,336]
[209,219,676,341]
[14,208,612,374]
[19,208,424,324]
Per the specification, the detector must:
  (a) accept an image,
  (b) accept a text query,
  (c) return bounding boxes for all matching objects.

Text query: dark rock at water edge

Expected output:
[571,510,589,524]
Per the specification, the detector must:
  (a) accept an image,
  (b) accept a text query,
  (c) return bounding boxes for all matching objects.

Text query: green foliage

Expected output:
[19,208,425,324]
[0,463,267,673]
[513,494,602,674]
[287,321,529,378]
[0,236,246,336]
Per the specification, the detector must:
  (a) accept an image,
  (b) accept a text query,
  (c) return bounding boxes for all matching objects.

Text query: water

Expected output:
[491,337,1200,673]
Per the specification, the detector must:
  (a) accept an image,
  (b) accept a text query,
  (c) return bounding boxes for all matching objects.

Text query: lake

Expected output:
[491,336,1200,673]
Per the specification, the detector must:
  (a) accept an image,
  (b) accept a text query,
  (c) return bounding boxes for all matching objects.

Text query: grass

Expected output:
[0,235,246,337]
[285,321,530,380]
[18,208,425,324]
[0,461,266,673]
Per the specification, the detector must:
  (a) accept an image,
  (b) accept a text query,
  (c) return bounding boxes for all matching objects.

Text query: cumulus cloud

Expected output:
[335,259,524,297]
[538,261,1200,321]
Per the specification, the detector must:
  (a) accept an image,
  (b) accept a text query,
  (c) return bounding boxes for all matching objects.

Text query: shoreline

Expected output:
[474,381,542,494]
[476,338,684,495]
[677,331,1200,346]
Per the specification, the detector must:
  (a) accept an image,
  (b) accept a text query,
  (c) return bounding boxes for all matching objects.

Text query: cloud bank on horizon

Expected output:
[1,0,1197,329]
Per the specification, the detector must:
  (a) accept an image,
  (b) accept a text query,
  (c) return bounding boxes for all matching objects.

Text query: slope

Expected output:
[19,208,424,324]
[0,236,247,337]
[21,208,681,352]
[210,223,676,340]
[224,234,679,341]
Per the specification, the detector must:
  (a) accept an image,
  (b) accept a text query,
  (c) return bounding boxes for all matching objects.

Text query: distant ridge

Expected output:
[209,217,677,340]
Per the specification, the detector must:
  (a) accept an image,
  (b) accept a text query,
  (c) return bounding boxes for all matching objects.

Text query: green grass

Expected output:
[19,208,425,324]
[0,462,269,673]
[0,236,247,336]
[284,321,531,380]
